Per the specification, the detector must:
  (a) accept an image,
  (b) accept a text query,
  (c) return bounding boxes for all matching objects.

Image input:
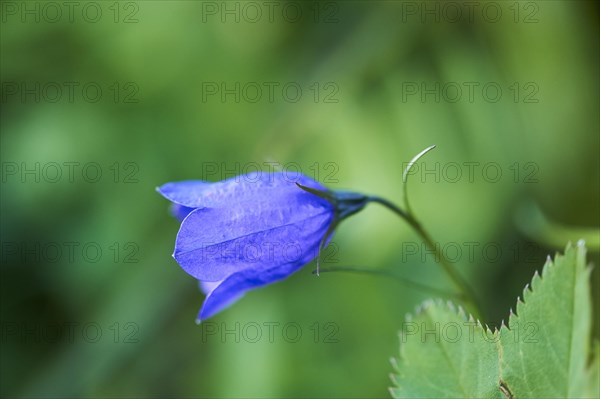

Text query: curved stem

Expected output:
[402,144,436,215]
[368,196,484,320]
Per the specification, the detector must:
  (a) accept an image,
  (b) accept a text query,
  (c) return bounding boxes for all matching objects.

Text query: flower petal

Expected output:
[170,204,196,222]
[198,279,245,314]
[156,180,211,208]
[199,280,219,295]
[197,254,316,322]
[173,191,333,281]
[158,171,326,209]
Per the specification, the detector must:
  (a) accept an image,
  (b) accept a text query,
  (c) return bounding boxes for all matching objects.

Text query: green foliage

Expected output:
[389,301,502,398]
[391,242,599,399]
[586,342,600,399]
[499,241,593,398]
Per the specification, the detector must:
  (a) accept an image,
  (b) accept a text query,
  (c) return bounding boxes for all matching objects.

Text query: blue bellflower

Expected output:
[158,172,366,322]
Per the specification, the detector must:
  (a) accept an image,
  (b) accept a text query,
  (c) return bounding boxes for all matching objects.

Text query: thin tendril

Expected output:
[402,145,436,215]
[366,144,484,319]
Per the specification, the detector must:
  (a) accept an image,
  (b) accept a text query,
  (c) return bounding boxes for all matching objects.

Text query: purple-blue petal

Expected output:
[197,279,245,320]
[156,180,211,208]
[197,255,317,322]
[199,280,219,295]
[157,171,326,209]
[173,192,333,281]
[170,204,196,222]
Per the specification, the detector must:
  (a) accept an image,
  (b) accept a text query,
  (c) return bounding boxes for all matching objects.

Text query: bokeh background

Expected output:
[1,1,599,398]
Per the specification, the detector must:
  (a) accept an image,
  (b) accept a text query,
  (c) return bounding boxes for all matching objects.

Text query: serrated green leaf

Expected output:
[499,241,592,398]
[390,300,503,399]
[389,242,596,398]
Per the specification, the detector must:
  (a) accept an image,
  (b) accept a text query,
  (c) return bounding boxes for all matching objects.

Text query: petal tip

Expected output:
[155,184,167,196]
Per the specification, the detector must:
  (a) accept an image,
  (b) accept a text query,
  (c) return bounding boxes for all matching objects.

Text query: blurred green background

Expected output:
[1,1,599,398]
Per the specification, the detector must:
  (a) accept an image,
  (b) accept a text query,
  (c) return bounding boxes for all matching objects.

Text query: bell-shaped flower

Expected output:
[158,172,367,322]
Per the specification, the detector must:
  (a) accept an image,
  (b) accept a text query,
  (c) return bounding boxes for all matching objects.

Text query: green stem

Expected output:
[368,196,484,320]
